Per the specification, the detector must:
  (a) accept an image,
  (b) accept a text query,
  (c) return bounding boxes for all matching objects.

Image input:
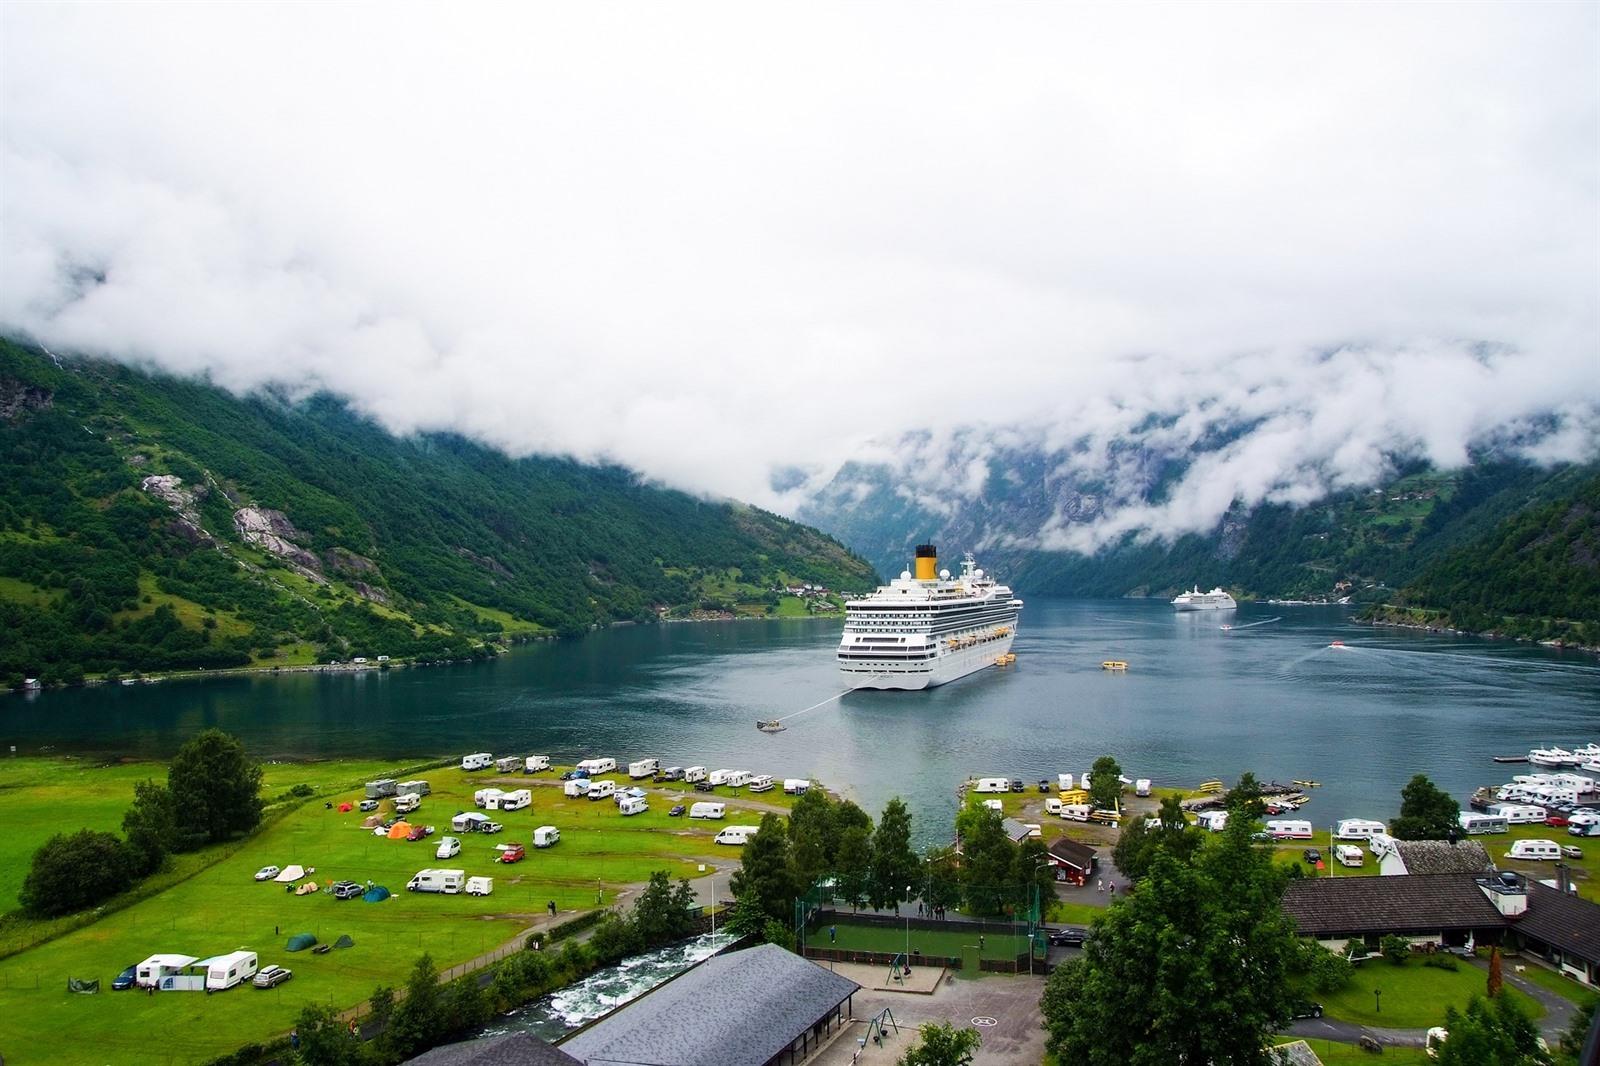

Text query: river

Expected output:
[5,599,1598,840]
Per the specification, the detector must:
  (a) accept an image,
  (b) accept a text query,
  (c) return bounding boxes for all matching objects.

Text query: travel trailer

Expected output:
[1334,845,1365,868]
[365,779,398,799]
[1135,779,1152,797]
[748,775,775,793]
[461,753,493,772]
[683,766,708,783]
[708,769,735,786]
[495,757,522,774]
[1458,813,1509,835]
[576,757,617,775]
[533,825,560,847]
[1488,803,1548,824]
[204,950,258,991]
[563,779,591,798]
[1196,811,1229,832]
[474,788,506,809]
[973,777,1011,794]
[1045,798,1063,815]
[1057,773,1075,791]
[1335,819,1387,841]
[1060,803,1092,822]
[783,779,811,795]
[715,825,761,846]
[689,802,726,820]
[407,869,466,893]
[525,756,551,773]
[1267,820,1314,840]
[628,758,660,779]
[727,771,754,788]
[1507,839,1562,861]
[136,955,198,988]
[619,796,649,816]
[398,780,430,796]
[465,876,494,896]
[451,812,489,833]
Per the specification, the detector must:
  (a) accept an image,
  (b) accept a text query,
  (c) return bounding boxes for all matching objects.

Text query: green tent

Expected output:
[286,933,318,952]
[67,978,99,994]
[333,934,355,949]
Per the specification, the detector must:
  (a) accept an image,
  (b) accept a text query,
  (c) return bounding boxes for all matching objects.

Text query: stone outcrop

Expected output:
[233,507,324,580]
[140,474,210,542]
[0,380,53,423]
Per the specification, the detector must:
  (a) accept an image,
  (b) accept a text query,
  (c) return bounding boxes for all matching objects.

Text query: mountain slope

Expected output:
[0,341,875,684]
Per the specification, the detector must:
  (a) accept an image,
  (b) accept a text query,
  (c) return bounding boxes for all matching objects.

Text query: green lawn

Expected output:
[1320,960,1542,1028]
[1284,1040,1430,1064]
[816,919,1031,960]
[0,760,770,1065]
[1511,959,1600,1007]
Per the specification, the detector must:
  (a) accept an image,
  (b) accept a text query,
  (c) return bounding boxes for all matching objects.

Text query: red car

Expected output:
[1546,814,1570,828]
[498,844,526,864]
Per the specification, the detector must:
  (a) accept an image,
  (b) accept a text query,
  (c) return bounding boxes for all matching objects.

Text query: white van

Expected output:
[1057,773,1075,791]
[715,825,761,846]
[708,769,735,786]
[1507,839,1562,861]
[973,777,1011,794]
[690,802,726,820]
[1135,779,1152,797]
[619,796,649,816]
[436,836,461,859]
[748,775,775,793]
[783,778,811,795]
[1061,803,1092,822]
[727,771,754,788]
[498,789,532,812]
[563,779,590,798]
[1045,797,1064,815]
[1458,813,1508,835]
[533,825,560,847]
[1335,819,1387,841]
[628,758,660,779]
[577,757,617,775]
[1489,803,1548,824]
[461,753,493,772]
[466,876,494,896]
[1267,819,1314,840]
[394,793,422,814]
[684,766,708,783]
[587,780,617,801]
[407,869,465,894]
[1334,844,1365,868]
[474,788,505,809]
[525,755,551,773]
[1196,810,1229,832]
[204,950,258,991]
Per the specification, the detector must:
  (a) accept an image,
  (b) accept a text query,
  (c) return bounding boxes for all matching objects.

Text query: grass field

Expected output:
[1320,959,1542,1028]
[0,759,784,1065]
[1284,1039,1430,1064]
[815,919,1031,961]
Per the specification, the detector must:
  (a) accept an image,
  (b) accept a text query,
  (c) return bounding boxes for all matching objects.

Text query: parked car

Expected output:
[254,866,281,882]
[1303,849,1322,865]
[1037,779,1051,793]
[694,781,715,792]
[436,836,462,859]
[1046,927,1087,946]
[483,821,504,834]
[252,965,293,989]
[331,880,363,900]
[1562,845,1584,859]
[669,804,686,817]
[498,844,526,864]
[1546,814,1571,827]
[112,965,138,990]
[1289,1000,1323,1020]
[407,825,429,842]
[1010,779,1025,793]
[358,799,380,812]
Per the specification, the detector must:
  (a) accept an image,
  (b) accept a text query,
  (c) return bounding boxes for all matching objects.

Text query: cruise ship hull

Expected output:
[839,630,1017,691]
[1173,601,1234,612]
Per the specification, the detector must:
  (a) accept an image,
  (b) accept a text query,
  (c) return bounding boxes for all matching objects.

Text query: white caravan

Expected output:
[577,757,617,775]
[465,876,494,896]
[689,802,726,819]
[136,954,198,988]
[628,759,660,779]
[1488,803,1548,824]
[474,788,506,809]
[407,869,466,893]
[1335,819,1387,841]
[748,775,775,793]
[451,812,489,833]
[1507,839,1562,861]
[683,766,708,783]
[394,793,422,814]
[1334,845,1365,867]
[497,789,532,812]
[204,950,258,991]
[461,753,493,772]
[563,779,591,798]
[619,796,649,816]
[533,825,560,847]
[727,771,754,788]
[1458,813,1508,835]
[783,779,812,795]
[708,769,736,786]
[495,757,522,773]
[1267,819,1314,840]
[973,777,1011,794]
[587,780,617,801]
[1196,810,1229,832]
[1135,779,1153,797]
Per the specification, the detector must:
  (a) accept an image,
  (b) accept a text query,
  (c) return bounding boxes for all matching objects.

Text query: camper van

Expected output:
[407,869,466,893]
[587,780,617,801]
[783,779,811,795]
[563,779,591,798]
[533,825,560,848]
[465,876,494,896]
[715,825,761,846]
[974,777,1011,794]
[474,788,506,809]
[205,950,258,991]
[1507,839,1562,861]
[525,755,551,773]
[1335,819,1387,841]
[727,770,754,788]
[1135,779,1153,797]
[1489,803,1548,824]
[1334,844,1365,868]
[690,802,726,820]
[398,780,430,796]
[365,779,398,799]
[394,793,422,814]
[1267,820,1314,840]
[619,796,649,816]
[1060,803,1092,822]
[1458,813,1509,835]
[462,753,493,772]
[628,758,660,779]
[683,766,708,783]
[495,757,522,774]
[576,757,617,775]
[747,775,775,793]
[498,789,532,812]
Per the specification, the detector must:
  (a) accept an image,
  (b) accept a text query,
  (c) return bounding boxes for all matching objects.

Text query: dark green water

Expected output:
[5,600,1597,838]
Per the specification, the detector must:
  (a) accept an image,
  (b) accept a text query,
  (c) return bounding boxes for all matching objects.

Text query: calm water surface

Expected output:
[6,600,1598,840]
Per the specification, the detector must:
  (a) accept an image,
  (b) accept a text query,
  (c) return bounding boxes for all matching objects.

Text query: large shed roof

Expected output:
[560,943,859,1066]
[1518,884,1600,964]
[404,1032,581,1066]
[1282,874,1505,935]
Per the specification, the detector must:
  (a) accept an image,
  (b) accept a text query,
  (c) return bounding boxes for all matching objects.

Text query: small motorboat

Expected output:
[756,719,786,733]
[1328,641,1347,650]
[1220,624,1232,631]
[1101,660,1128,671]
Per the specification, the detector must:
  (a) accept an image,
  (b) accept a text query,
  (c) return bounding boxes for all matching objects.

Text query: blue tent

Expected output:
[362,885,391,903]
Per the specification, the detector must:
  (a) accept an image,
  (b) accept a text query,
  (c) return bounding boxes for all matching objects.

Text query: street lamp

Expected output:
[904,885,912,971]
[1374,989,1381,1014]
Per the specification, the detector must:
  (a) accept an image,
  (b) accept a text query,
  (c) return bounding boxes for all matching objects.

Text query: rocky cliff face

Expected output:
[232,507,326,580]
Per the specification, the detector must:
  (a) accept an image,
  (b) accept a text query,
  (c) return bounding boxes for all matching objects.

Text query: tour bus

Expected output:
[461,753,493,772]
[689,802,726,820]
[715,825,761,846]
[577,757,618,775]
[1267,819,1314,840]
[1335,819,1387,841]
[628,758,660,779]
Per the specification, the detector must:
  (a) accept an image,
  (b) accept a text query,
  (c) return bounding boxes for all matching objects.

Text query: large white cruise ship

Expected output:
[1171,585,1238,611]
[837,545,1023,690]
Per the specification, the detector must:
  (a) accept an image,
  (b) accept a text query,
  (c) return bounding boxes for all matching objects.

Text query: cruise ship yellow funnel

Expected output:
[914,544,938,581]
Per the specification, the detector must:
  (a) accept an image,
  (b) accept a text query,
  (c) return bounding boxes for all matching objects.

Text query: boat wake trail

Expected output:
[772,676,887,725]
[1222,616,1281,631]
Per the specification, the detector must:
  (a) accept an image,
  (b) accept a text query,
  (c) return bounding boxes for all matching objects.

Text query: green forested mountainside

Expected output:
[1380,469,1600,645]
[0,341,875,684]
[1001,461,1599,607]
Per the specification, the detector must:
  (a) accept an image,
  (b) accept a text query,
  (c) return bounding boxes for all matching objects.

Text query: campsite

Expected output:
[0,755,795,1065]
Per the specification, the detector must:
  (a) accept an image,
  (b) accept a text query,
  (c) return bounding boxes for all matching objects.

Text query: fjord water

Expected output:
[5,600,1597,836]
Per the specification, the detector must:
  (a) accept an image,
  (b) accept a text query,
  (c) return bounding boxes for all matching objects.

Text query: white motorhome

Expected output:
[451,812,489,833]
[462,753,493,771]
[495,756,522,774]
[563,779,591,798]
[748,775,775,793]
[973,777,1011,794]
[497,789,532,812]
[619,796,649,816]
[689,802,726,820]
[465,876,494,896]
[684,766,708,783]
[1267,819,1314,840]
[1488,803,1548,824]
[1060,803,1092,822]
[525,755,551,773]
[1334,845,1365,868]
[533,825,560,847]
[136,954,198,988]
[783,779,811,795]
[394,793,422,814]
[1335,819,1387,841]
[1196,810,1229,833]
[708,769,735,786]
[715,825,761,845]
[474,788,506,809]
[407,868,466,893]
[398,780,430,796]
[1458,812,1509,835]
[587,780,617,801]
[577,757,617,775]
[1135,779,1153,797]
[1507,839,1562,861]
[628,758,660,779]
[727,770,754,788]
[204,950,258,991]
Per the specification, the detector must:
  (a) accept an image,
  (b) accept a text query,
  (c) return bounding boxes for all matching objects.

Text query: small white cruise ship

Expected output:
[1171,586,1238,611]
[837,545,1023,690]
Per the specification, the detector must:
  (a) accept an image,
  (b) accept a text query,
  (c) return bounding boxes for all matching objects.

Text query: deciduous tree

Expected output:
[1088,755,1124,812]
[167,728,263,848]
[788,788,836,892]
[292,1002,364,1066]
[1436,995,1552,1065]
[729,812,795,922]
[1391,774,1460,841]
[20,829,135,917]
[122,778,175,876]
[898,1021,982,1066]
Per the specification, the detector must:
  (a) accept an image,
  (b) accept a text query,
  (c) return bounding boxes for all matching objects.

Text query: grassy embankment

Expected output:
[0,757,794,1066]
[1319,959,1542,1027]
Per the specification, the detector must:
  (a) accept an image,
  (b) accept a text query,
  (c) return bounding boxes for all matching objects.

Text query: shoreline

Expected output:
[1363,616,1599,657]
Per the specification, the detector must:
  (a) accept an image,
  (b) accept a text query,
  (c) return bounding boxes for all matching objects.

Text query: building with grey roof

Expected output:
[560,943,860,1066]
[1511,882,1600,987]
[1001,817,1034,844]
[1371,836,1492,876]
[403,1032,582,1066]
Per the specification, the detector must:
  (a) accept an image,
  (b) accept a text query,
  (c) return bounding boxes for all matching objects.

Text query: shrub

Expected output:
[1380,935,1411,964]
[1422,954,1459,971]
[1306,945,1354,993]
[20,830,136,917]
[1344,939,1370,961]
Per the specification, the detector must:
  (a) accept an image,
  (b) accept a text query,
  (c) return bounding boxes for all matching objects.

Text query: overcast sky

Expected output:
[3,3,1596,544]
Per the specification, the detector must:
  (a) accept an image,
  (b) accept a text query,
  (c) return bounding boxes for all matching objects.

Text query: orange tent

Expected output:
[386,821,413,840]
